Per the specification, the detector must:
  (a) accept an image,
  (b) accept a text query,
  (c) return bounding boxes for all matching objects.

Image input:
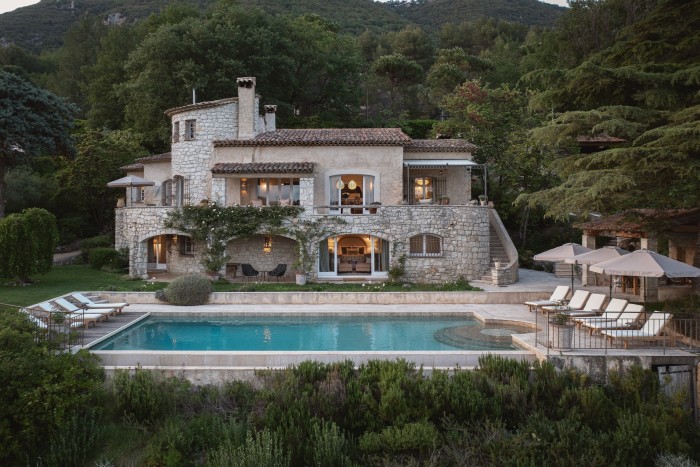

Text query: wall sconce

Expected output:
[260,178,267,191]
[172,235,178,244]
[241,178,247,190]
[263,235,272,253]
[348,179,357,190]
[336,180,345,190]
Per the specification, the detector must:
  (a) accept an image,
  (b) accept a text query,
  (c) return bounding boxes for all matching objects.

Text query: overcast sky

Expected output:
[0,0,568,15]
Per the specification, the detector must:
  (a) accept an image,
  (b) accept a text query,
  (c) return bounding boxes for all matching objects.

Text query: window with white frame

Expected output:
[184,119,196,140]
[409,234,442,257]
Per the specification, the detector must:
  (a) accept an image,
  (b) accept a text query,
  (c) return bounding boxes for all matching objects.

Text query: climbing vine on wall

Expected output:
[164,203,304,271]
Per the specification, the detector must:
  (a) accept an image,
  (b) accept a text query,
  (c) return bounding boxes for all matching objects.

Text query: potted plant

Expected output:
[438,195,450,205]
[493,257,502,268]
[478,194,488,206]
[549,312,574,349]
[368,201,381,214]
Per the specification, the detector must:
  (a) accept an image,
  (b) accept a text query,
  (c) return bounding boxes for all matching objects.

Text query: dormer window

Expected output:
[185,119,196,140]
[172,121,180,142]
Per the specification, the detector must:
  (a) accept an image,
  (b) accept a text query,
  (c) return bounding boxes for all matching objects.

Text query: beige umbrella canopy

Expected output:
[565,246,629,265]
[590,249,700,278]
[590,249,700,303]
[534,243,593,291]
[107,175,156,188]
[107,175,156,207]
[566,246,630,298]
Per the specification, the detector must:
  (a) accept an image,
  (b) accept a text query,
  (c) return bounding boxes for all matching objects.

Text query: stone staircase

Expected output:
[480,226,508,281]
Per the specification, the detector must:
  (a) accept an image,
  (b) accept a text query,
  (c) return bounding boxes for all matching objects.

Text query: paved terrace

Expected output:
[78,269,696,384]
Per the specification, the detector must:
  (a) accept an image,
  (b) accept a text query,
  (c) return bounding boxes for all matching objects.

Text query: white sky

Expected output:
[0,0,568,16]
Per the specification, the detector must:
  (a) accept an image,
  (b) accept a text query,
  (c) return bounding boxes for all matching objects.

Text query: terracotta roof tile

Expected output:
[120,163,144,171]
[135,152,172,163]
[576,208,700,233]
[405,139,477,152]
[164,98,238,117]
[211,162,315,174]
[214,128,411,147]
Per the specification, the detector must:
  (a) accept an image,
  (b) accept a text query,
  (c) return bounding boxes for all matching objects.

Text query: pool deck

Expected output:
[67,268,697,384]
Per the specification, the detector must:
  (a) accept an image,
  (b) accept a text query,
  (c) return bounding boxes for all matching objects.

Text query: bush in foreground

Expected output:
[163,274,213,305]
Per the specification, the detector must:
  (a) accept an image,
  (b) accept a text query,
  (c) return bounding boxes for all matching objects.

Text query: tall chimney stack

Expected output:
[264,105,277,132]
[237,77,256,140]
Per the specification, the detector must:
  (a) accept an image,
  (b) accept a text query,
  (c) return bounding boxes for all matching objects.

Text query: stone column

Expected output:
[211,177,226,205]
[581,233,596,286]
[640,236,658,301]
[640,236,657,251]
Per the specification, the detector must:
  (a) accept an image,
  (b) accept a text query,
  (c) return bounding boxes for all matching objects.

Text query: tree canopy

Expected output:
[0,71,76,218]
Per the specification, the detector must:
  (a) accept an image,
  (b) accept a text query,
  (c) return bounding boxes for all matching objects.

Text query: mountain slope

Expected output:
[0,0,565,52]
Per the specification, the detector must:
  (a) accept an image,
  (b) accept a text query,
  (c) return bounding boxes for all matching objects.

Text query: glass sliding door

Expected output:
[318,234,388,277]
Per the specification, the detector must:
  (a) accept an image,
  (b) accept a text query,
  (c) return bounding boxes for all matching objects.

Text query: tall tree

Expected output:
[517,0,700,219]
[55,128,147,235]
[0,71,75,218]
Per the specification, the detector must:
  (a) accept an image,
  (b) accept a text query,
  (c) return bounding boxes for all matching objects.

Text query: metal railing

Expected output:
[535,312,700,352]
[2,302,84,351]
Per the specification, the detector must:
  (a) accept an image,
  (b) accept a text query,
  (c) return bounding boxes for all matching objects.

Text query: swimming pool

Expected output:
[91,315,532,351]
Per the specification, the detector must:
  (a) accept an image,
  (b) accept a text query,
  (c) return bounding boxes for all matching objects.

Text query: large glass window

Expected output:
[318,234,388,275]
[258,177,299,205]
[409,234,442,257]
[329,174,375,214]
[414,177,434,203]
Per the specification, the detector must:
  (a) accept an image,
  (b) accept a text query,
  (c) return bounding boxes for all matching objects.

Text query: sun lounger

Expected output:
[564,293,607,317]
[524,285,570,312]
[574,302,640,327]
[35,301,101,328]
[54,297,114,318]
[601,312,673,348]
[542,289,590,314]
[70,292,128,313]
[579,304,645,335]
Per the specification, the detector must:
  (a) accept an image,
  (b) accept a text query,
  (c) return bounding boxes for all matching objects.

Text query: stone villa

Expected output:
[113,77,517,284]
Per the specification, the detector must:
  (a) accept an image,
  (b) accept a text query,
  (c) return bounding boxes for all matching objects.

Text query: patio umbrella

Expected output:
[107,176,156,207]
[534,243,593,291]
[565,246,630,298]
[590,249,700,303]
[107,175,156,188]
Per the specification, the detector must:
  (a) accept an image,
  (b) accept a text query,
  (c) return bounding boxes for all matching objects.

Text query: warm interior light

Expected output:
[348,180,357,190]
[260,178,267,191]
[263,235,272,253]
[336,180,345,190]
[241,178,247,190]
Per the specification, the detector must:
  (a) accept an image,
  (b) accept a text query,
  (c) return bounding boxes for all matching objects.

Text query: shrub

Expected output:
[208,429,290,467]
[358,421,439,457]
[163,275,213,305]
[0,208,58,281]
[80,234,112,262]
[88,247,123,270]
[306,419,354,467]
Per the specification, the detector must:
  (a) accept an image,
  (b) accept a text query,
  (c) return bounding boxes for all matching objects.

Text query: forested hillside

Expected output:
[0,0,563,52]
[0,0,696,258]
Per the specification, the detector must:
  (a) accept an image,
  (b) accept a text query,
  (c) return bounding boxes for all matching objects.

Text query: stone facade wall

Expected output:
[213,145,405,205]
[170,102,238,204]
[115,204,490,283]
[226,235,297,277]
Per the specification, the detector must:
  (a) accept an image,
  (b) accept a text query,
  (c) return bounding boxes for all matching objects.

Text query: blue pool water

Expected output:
[91,315,531,351]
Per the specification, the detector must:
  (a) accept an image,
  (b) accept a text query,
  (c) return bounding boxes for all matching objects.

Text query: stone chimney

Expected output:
[237,77,256,140]
[264,105,277,132]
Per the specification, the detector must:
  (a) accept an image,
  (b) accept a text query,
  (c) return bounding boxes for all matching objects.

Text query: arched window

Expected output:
[409,234,442,257]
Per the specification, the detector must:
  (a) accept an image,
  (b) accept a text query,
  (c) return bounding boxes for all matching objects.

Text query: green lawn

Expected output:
[1,265,481,307]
